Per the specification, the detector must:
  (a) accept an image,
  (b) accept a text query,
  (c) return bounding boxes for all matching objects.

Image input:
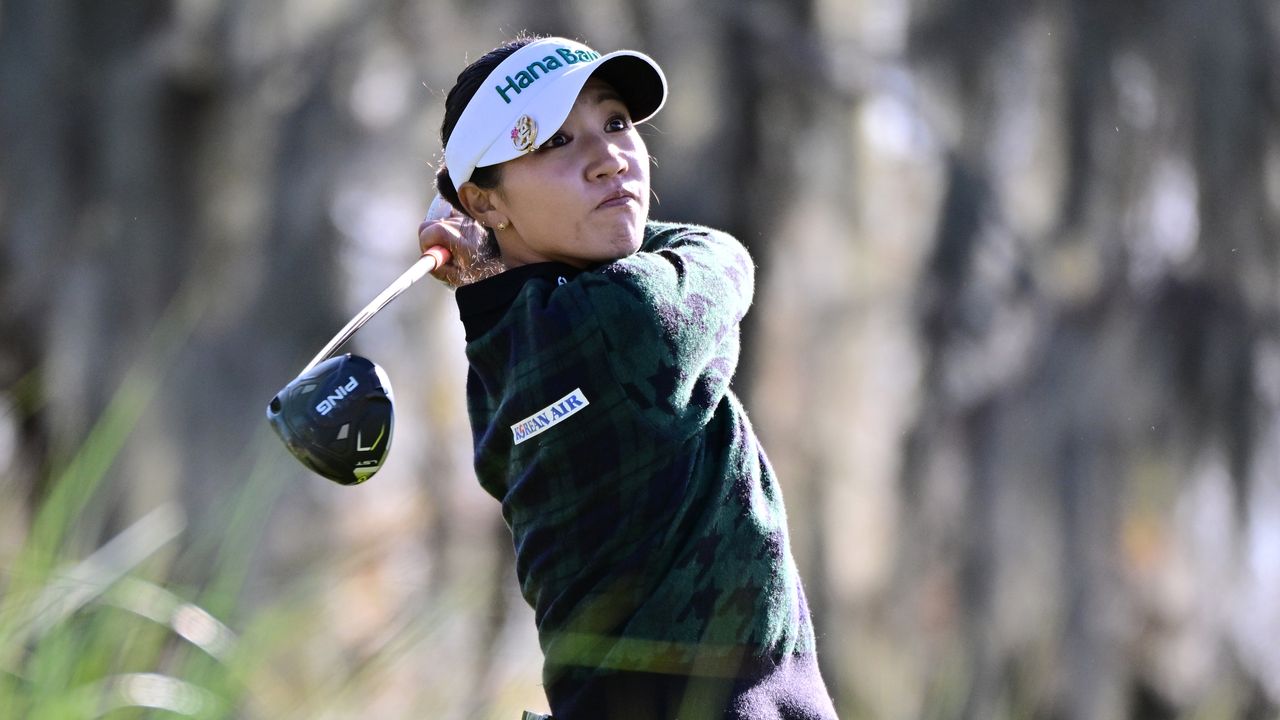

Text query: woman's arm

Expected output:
[578,223,756,439]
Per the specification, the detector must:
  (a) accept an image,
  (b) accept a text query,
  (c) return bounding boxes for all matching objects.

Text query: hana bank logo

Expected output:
[492,46,602,104]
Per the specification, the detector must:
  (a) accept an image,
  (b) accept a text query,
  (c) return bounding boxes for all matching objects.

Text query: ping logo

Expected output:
[511,388,589,445]
[316,376,359,416]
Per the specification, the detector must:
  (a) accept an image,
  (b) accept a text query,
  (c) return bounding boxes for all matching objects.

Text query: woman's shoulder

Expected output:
[639,221,748,258]
[642,220,737,243]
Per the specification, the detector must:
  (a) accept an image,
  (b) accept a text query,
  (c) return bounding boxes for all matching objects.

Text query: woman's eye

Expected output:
[539,134,569,150]
[606,116,630,132]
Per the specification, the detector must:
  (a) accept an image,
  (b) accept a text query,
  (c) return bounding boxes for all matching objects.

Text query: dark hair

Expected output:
[435,34,543,218]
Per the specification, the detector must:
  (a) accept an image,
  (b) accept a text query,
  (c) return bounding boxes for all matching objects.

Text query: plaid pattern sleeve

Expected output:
[458,223,837,719]
[582,223,754,442]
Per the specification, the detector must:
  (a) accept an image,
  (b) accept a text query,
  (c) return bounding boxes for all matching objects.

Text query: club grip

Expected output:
[422,245,451,269]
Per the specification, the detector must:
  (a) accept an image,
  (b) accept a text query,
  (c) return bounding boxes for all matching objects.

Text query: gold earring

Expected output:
[497,221,508,231]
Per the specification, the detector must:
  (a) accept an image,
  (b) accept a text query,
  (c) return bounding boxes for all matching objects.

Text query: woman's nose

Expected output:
[585,134,629,179]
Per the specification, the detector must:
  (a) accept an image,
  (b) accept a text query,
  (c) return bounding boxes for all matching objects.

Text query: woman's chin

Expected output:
[611,230,645,261]
[587,220,644,261]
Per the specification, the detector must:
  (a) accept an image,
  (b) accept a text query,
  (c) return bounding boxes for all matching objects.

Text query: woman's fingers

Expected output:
[417,217,488,286]
[418,218,463,255]
[416,202,504,287]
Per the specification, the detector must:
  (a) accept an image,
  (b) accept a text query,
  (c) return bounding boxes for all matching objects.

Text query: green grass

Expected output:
[0,269,297,719]
[0,264,547,719]
[0,386,284,718]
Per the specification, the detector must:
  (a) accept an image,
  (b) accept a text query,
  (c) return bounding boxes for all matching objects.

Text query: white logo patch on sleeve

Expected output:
[511,388,590,445]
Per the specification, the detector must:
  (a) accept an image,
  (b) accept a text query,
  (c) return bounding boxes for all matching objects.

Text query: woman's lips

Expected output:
[597,189,638,209]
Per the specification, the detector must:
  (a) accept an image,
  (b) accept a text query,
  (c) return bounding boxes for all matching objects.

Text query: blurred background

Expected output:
[2,0,1279,718]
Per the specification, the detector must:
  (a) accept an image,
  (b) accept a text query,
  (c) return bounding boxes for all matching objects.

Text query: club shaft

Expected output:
[302,247,448,374]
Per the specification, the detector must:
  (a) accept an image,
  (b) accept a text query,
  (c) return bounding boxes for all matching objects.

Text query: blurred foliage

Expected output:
[2,0,1279,718]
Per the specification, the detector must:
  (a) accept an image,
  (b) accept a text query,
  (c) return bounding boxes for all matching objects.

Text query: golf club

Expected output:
[266,195,454,484]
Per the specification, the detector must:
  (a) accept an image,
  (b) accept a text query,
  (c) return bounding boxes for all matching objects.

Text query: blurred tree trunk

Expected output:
[891,0,1280,717]
[0,0,351,542]
[0,1,69,541]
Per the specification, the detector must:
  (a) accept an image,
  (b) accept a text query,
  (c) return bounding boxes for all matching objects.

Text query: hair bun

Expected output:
[434,166,465,216]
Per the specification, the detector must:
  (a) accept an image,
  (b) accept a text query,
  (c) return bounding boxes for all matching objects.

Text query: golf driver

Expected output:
[266,195,454,485]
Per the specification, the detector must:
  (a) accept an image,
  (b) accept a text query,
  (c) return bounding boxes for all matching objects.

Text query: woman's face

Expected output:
[481,78,650,269]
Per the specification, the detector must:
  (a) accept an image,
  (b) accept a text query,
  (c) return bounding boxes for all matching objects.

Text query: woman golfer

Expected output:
[419,35,838,720]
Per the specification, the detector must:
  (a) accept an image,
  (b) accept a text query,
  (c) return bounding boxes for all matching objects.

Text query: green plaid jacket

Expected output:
[455,223,833,718]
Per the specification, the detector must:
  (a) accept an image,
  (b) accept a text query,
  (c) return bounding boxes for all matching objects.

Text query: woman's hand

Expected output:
[417,199,505,287]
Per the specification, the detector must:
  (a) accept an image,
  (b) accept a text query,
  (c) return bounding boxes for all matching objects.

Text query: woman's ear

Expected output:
[458,183,500,228]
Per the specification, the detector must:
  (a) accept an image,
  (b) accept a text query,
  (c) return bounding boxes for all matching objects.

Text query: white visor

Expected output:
[443,37,667,187]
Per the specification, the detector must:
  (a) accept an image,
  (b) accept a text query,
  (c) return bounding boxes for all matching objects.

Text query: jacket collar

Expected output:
[454,262,583,341]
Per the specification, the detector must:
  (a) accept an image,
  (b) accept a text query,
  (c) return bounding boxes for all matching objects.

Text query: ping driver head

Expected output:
[266,354,394,485]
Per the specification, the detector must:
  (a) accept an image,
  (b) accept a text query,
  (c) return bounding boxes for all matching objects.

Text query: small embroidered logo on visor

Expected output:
[511,115,538,153]
[511,388,589,445]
